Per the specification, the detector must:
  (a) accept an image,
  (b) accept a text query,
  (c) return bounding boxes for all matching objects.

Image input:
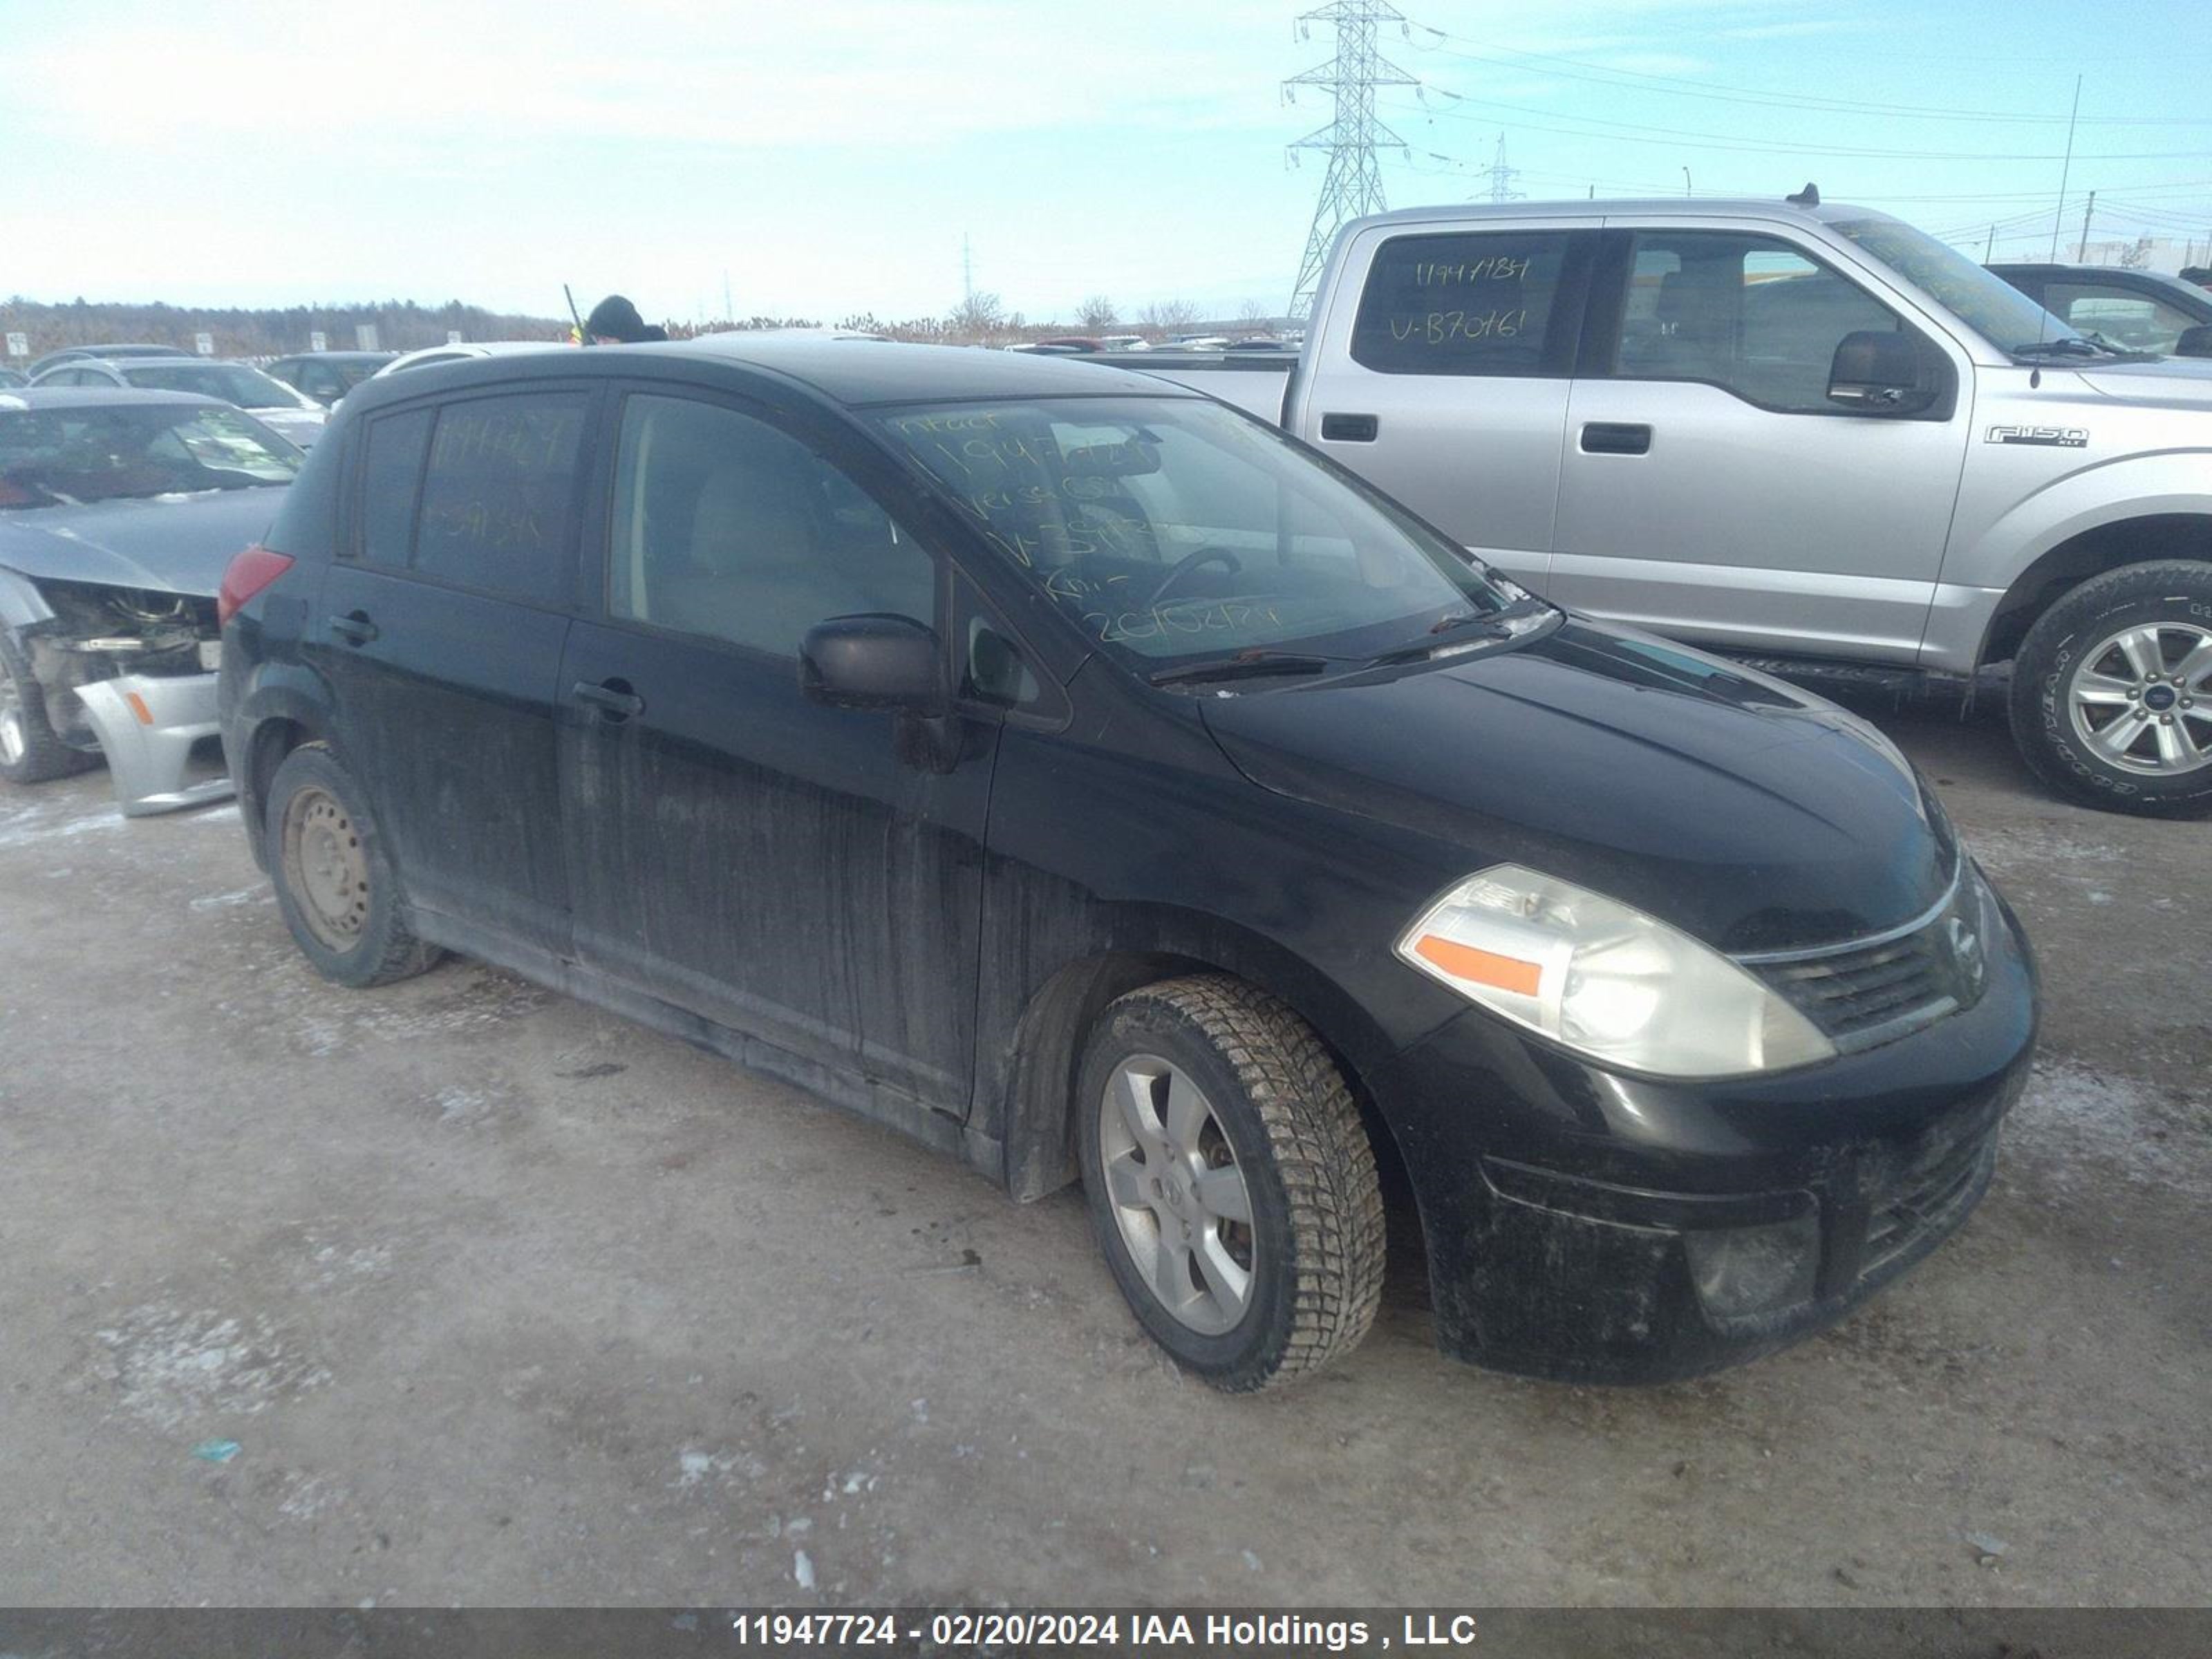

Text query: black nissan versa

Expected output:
[216,337,2038,1391]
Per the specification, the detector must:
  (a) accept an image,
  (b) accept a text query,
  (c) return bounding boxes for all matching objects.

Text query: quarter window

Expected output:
[357,406,431,565]
[608,393,934,657]
[1350,230,1576,376]
[412,391,588,605]
[1610,231,1905,413]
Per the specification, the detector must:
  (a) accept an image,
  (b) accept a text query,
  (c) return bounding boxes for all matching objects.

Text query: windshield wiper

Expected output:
[2011,337,2117,360]
[1364,601,1554,668]
[1147,650,1334,687]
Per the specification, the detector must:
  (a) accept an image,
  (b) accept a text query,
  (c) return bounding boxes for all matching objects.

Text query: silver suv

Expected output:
[1131,195,2212,815]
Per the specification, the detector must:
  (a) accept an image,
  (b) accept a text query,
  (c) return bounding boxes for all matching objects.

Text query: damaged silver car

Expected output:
[0,388,299,814]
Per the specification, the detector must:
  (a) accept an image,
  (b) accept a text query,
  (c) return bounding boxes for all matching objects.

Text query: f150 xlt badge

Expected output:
[1986,424,2088,447]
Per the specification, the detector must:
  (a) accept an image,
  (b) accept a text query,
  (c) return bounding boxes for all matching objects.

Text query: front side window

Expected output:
[1350,230,1577,376]
[873,396,1531,669]
[412,391,588,605]
[608,393,934,657]
[1609,232,1906,413]
[2043,283,2200,355]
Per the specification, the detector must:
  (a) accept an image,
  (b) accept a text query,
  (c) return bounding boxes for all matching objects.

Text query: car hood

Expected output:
[1197,619,1956,955]
[0,489,284,597]
[2072,355,2212,409]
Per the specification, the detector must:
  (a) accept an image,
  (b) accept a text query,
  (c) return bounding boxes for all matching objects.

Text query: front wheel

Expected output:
[0,631,94,786]
[1076,975,1385,1392]
[2010,560,2212,818]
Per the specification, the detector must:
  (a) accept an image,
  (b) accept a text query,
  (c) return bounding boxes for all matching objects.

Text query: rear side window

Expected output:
[357,406,431,565]
[1350,231,1576,376]
[413,391,588,606]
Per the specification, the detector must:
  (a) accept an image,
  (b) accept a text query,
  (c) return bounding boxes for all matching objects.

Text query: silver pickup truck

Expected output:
[1111,195,2212,816]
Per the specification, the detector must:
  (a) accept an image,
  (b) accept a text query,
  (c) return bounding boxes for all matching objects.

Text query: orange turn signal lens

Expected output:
[1412,934,1542,997]
[125,691,155,726]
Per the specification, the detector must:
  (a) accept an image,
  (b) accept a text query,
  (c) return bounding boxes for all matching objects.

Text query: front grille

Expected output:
[1740,870,1987,1054]
[1861,1131,1996,1278]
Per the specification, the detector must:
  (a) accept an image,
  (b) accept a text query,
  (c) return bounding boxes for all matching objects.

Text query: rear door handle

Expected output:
[328,611,379,645]
[1580,422,1652,456]
[1320,412,1379,442]
[572,678,646,721]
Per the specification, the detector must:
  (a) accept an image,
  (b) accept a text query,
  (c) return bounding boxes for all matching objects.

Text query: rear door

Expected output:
[1548,225,1970,664]
[309,385,592,955]
[556,385,995,1111]
[1292,218,1600,592]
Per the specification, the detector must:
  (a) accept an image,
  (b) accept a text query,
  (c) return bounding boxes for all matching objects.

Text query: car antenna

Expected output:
[563,283,587,346]
[1786,182,1820,207]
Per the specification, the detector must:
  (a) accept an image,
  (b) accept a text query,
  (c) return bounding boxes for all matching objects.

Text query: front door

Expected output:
[1548,227,1971,664]
[557,388,993,1111]
[310,388,591,955]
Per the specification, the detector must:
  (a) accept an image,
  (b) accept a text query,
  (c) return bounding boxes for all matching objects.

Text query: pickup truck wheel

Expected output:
[1076,975,1385,1391]
[0,632,93,786]
[266,743,442,987]
[2011,561,2212,817]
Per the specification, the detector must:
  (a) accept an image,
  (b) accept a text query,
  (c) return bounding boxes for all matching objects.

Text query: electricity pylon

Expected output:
[1284,1,1415,319]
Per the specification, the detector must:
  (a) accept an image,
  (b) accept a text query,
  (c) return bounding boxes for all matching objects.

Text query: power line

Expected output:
[1284,1,1416,319]
[1398,15,2212,124]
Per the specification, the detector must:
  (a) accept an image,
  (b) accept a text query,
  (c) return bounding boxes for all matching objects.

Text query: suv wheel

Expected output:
[2011,560,2212,817]
[1076,975,1385,1391]
[0,632,94,786]
[266,742,442,986]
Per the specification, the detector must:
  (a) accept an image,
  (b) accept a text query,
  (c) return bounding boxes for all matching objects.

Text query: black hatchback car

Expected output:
[218,338,2037,1391]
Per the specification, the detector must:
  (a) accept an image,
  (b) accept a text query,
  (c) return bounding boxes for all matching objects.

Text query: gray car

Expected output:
[31,356,329,449]
[0,388,301,812]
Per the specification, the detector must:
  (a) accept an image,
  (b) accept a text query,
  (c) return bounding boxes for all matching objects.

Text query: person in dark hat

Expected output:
[583,294,668,344]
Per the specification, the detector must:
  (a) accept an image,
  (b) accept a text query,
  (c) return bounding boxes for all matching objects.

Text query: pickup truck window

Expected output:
[1351,231,1574,377]
[874,395,1519,668]
[2042,284,2199,355]
[1830,216,2068,355]
[1608,231,1904,414]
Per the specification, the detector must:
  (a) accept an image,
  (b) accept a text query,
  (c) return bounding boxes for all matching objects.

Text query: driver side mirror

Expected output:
[2174,324,2212,359]
[1827,330,1940,415]
[800,614,946,713]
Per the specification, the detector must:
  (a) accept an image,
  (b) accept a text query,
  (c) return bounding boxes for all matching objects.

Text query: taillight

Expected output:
[217,545,296,626]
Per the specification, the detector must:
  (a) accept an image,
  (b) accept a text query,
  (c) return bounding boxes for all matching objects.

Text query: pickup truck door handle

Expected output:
[328,611,379,645]
[572,678,646,721]
[1580,422,1652,456]
[1320,413,1380,442]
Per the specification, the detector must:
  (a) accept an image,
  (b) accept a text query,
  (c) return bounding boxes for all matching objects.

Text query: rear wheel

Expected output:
[1076,975,1385,1391]
[0,632,94,786]
[2011,561,2212,817]
[266,743,442,986]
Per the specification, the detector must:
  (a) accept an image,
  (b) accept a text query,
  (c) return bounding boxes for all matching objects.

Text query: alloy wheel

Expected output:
[1098,1055,1257,1335]
[2067,621,2212,776]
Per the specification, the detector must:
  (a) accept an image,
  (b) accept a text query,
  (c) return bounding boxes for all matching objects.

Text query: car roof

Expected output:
[273,350,393,363]
[0,386,228,411]
[342,335,1206,417]
[1342,195,1892,232]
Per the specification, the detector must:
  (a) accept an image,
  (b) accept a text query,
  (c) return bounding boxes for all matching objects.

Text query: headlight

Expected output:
[1394,865,1836,1078]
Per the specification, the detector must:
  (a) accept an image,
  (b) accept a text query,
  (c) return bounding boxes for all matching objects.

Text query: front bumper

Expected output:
[72,671,235,816]
[1369,881,2038,1384]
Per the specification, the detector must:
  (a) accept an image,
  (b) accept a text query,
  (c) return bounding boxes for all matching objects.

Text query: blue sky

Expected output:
[5,0,2209,326]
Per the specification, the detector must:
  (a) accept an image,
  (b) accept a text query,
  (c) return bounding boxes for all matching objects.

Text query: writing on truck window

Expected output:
[1351,232,1568,376]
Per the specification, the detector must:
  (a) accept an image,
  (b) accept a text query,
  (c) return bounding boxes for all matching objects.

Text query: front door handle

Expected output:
[328,611,379,645]
[1580,422,1652,456]
[1320,412,1380,442]
[572,678,646,721]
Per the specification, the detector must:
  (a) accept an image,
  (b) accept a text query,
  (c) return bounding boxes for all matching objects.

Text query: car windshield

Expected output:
[873,395,1533,670]
[121,362,301,409]
[1830,217,2086,357]
[0,404,301,509]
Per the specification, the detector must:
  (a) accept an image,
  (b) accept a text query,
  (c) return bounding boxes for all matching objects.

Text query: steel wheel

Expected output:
[0,674,24,767]
[1098,1054,1257,1336]
[2067,620,2212,776]
[281,785,371,951]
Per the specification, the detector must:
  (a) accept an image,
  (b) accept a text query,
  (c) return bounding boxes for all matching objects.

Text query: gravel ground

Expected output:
[0,691,2204,1610]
